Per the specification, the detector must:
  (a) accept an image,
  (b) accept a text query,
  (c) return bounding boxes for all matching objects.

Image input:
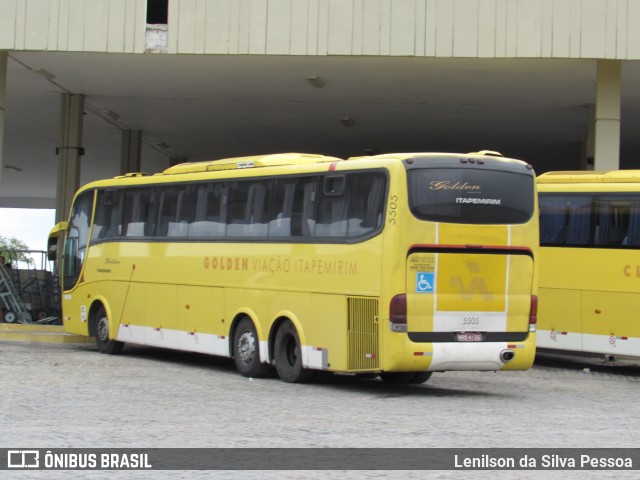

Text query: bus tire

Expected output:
[274,321,315,383]
[410,372,433,384]
[95,307,124,355]
[233,317,271,378]
[380,372,432,384]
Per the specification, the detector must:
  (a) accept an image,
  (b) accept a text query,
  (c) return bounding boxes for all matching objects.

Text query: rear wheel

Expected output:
[380,372,432,384]
[95,307,124,355]
[274,321,315,383]
[233,317,271,378]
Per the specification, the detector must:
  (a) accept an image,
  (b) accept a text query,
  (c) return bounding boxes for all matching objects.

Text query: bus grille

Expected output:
[348,297,379,371]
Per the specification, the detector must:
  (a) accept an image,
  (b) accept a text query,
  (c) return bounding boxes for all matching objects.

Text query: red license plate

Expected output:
[457,332,483,342]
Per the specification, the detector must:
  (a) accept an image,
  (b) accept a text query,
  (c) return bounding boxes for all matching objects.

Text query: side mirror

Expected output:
[47,222,69,261]
[47,239,58,262]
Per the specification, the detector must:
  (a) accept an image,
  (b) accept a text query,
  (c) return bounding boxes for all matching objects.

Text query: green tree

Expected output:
[0,235,31,264]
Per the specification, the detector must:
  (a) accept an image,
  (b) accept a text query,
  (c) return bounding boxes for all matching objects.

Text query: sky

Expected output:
[0,208,56,254]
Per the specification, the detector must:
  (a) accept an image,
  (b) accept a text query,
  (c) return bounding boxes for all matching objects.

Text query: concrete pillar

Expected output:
[56,93,85,223]
[0,52,7,187]
[594,60,621,171]
[121,129,142,174]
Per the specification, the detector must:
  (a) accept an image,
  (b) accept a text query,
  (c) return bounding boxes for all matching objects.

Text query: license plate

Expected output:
[457,332,483,342]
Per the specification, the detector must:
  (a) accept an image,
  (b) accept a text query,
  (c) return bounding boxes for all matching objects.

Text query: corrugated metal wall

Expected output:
[0,0,146,53]
[164,0,640,58]
[1,0,639,59]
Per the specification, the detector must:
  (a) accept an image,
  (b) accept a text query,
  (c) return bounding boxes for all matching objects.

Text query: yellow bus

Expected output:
[49,151,538,383]
[538,170,640,359]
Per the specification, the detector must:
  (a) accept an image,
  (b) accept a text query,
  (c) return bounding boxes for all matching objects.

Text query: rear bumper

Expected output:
[382,333,536,372]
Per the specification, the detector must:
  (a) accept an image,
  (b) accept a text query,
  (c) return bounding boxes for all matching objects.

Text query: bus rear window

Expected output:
[407,167,534,224]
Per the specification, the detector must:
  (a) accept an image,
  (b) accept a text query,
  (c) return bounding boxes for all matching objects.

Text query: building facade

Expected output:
[1,0,639,212]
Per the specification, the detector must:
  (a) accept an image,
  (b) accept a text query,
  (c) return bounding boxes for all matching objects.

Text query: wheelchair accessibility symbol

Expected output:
[416,272,435,293]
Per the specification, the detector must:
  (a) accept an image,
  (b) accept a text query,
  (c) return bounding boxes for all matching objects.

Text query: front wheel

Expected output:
[95,307,124,355]
[274,321,315,383]
[233,318,272,378]
[380,372,432,384]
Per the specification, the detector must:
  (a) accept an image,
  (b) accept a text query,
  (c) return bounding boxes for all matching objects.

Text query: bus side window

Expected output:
[315,175,349,237]
[180,184,198,229]
[543,195,640,249]
[91,189,122,242]
[539,195,593,246]
[246,181,269,236]
[189,183,226,238]
[227,181,250,237]
[285,178,318,238]
[123,189,154,237]
[158,187,187,237]
[366,175,385,230]
[594,200,612,246]
[565,197,591,246]
[626,202,640,247]
[269,180,296,237]
[539,196,567,245]
[347,173,385,237]
[594,200,630,247]
[122,190,139,236]
[225,180,270,237]
[299,179,318,237]
[108,191,124,238]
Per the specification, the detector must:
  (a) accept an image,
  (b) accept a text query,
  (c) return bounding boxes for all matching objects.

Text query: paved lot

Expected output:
[1,340,639,479]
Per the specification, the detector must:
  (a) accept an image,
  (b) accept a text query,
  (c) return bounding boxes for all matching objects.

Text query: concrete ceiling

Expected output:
[3,51,640,208]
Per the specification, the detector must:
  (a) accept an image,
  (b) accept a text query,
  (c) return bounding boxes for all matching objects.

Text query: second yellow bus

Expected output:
[538,170,640,359]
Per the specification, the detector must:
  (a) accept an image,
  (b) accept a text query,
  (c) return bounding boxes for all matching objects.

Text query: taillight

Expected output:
[529,295,537,332]
[389,294,407,333]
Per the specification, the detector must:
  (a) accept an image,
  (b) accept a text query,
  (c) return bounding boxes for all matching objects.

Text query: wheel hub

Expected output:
[237,331,256,365]
[97,317,109,341]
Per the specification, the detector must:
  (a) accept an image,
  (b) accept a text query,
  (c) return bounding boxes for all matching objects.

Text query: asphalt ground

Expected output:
[1,340,639,480]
